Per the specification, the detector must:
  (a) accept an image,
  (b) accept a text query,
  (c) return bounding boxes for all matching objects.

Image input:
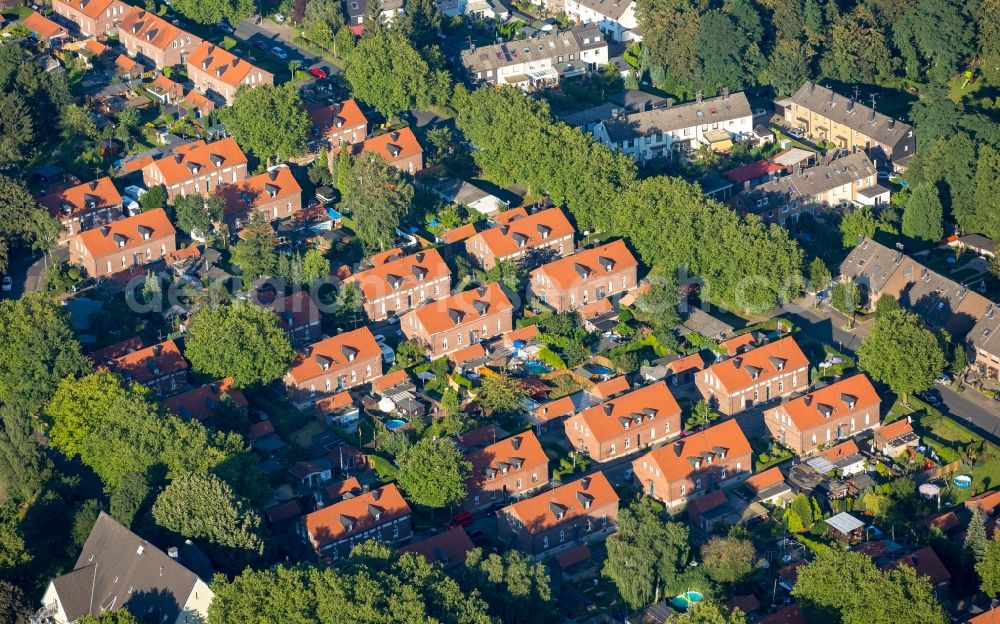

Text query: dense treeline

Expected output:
[456,87,803,313]
[635,0,993,98]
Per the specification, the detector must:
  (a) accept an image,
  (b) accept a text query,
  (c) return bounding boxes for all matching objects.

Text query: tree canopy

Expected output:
[858,307,946,403]
[339,152,413,254]
[0,176,62,274]
[395,437,470,508]
[478,371,528,415]
[173,194,223,238]
[461,547,554,624]
[343,32,449,117]
[184,301,295,388]
[172,0,253,25]
[700,535,757,584]
[220,83,311,161]
[231,211,280,286]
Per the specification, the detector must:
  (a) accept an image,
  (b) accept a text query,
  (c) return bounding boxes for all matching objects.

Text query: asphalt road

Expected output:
[1,247,65,299]
[233,18,339,75]
[937,384,1000,442]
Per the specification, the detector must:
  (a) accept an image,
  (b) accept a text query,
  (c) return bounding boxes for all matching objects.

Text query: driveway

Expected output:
[1,247,65,299]
[234,18,340,75]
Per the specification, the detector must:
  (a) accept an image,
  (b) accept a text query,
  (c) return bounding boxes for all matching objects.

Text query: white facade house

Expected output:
[592,91,754,163]
[562,0,639,42]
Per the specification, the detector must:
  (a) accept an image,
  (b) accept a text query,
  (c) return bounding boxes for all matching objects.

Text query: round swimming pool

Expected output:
[385,419,407,431]
[954,475,973,488]
[670,591,704,610]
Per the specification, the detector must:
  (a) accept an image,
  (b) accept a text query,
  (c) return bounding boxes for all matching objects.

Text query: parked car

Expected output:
[918,388,944,406]
[379,342,395,365]
[752,107,768,117]
[935,374,951,385]
[253,40,269,51]
[447,511,473,529]
[273,12,285,22]
[218,21,234,33]
[1,276,11,292]
[309,67,328,79]
[788,127,804,138]
[270,46,288,59]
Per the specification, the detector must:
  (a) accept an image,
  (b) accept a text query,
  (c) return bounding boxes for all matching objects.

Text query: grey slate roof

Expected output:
[838,237,906,294]
[599,92,752,142]
[789,82,913,148]
[51,512,203,623]
[461,24,606,75]
[567,0,633,20]
[739,151,876,208]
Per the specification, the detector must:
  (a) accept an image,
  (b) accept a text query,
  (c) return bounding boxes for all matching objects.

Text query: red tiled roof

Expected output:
[353,127,422,163]
[888,546,951,585]
[497,207,528,224]
[57,0,117,20]
[266,290,320,332]
[405,283,512,335]
[166,244,200,265]
[265,500,302,524]
[475,208,575,259]
[578,297,613,320]
[438,223,477,245]
[726,594,760,615]
[248,419,275,440]
[533,395,575,424]
[23,11,66,39]
[371,368,410,394]
[758,604,808,624]
[314,391,354,416]
[969,609,1000,624]
[152,74,182,97]
[115,54,139,73]
[769,374,880,433]
[287,327,381,383]
[719,333,756,356]
[688,489,726,517]
[325,476,362,500]
[966,490,1000,516]
[822,439,860,462]
[449,342,488,366]
[503,472,618,535]
[345,248,450,301]
[187,40,272,87]
[640,419,752,483]
[75,208,175,258]
[120,9,189,51]
[459,424,506,448]
[706,336,808,393]
[144,137,247,185]
[83,38,108,56]
[400,527,474,570]
[530,240,637,291]
[42,177,123,221]
[876,418,914,443]
[570,381,680,445]
[162,378,246,421]
[369,248,404,265]
[664,352,707,375]
[307,100,367,137]
[467,430,547,490]
[725,159,783,184]
[107,338,187,383]
[744,466,786,494]
[504,324,539,345]
[88,336,144,365]
[184,89,213,112]
[925,511,960,532]
[555,544,591,570]
[303,483,410,548]
[590,376,630,400]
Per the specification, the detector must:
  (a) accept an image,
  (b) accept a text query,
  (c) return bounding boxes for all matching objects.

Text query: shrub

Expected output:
[536,346,567,370]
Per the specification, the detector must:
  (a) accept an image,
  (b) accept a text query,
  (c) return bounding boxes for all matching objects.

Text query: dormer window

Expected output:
[113,233,127,248]
[342,345,358,362]
[137,225,153,240]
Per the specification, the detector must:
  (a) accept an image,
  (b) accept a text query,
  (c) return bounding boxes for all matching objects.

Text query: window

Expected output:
[350,370,357,382]
[543,536,549,549]
[474,495,480,504]
[720,468,727,480]
[531,473,538,483]
[680,484,686,495]
[609,443,616,455]
[516,479,522,489]
[392,525,399,538]
[695,478,702,489]
[624,438,630,449]
[559,529,565,543]
[736,462,741,471]
[309,385,316,397]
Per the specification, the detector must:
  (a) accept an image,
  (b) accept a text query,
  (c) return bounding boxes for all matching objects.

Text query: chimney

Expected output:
[174,153,183,164]
[372,487,382,501]
[89,179,99,191]
[167,546,179,559]
[721,87,729,100]
[696,90,703,104]
[500,224,509,235]
[415,252,425,262]
[269,168,278,181]
[848,99,855,112]
[391,130,400,141]
[207,44,215,55]
[804,394,812,407]
[827,88,834,104]
[581,476,591,490]
[477,285,487,296]
[511,436,522,450]
[666,98,674,108]
[100,225,111,236]
[603,403,612,416]
[674,440,683,457]
[733,356,742,369]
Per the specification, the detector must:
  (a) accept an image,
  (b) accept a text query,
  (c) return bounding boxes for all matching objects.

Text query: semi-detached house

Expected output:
[107,339,188,397]
[216,165,302,231]
[560,0,639,42]
[300,483,412,560]
[185,41,273,105]
[119,9,201,69]
[463,430,549,512]
[763,373,881,455]
[695,336,809,416]
[343,128,424,175]
[284,327,383,408]
[564,380,681,463]
[41,177,124,241]
[307,99,368,147]
[401,282,513,357]
[52,0,129,36]
[632,418,753,511]
[345,248,452,321]
[142,137,248,201]
[529,239,638,312]
[69,207,176,278]
[593,91,753,163]
[465,207,575,270]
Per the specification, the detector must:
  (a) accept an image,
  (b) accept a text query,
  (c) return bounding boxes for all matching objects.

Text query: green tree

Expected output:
[967,510,988,563]
[231,211,279,285]
[0,93,33,164]
[764,37,813,97]
[219,83,311,161]
[793,548,946,624]
[484,259,525,292]
[700,536,756,584]
[301,247,330,283]
[152,472,263,556]
[394,339,427,368]
[0,406,53,506]
[462,547,554,624]
[335,26,357,58]
[302,0,344,48]
[401,0,441,48]
[902,182,944,241]
[139,185,167,212]
[839,206,878,247]
[687,600,747,624]
[343,32,436,117]
[808,257,832,291]
[875,293,901,318]
[790,493,815,527]
[0,175,62,273]
[0,292,89,410]
[395,437,470,508]
[603,501,690,608]
[479,371,528,415]
[635,273,681,332]
[77,609,141,623]
[977,531,1000,597]
[785,508,804,532]
[830,280,861,315]
[696,10,751,92]
[109,472,149,528]
[184,302,294,388]
[60,103,98,141]
[340,153,413,254]
[0,580,32,624]
[173,193,223,238]
[173,0,252,24]
[822,6,897,84]
[0,506,28,571]
[972,144,1000,242]
[686,400,717,430]
[858,308,946,404]
[72,499,101,547]
[893,0,974,82]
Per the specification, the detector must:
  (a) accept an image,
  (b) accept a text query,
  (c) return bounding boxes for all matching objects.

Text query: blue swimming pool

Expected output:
[670,591,704,610]
[525,361,552,375]
[588,364,614,376]
[385,419,407,431]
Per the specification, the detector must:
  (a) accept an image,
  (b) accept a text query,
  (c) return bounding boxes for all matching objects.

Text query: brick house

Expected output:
[41,177,124,241]
[342,127,423,175]
[307,99,368,146]
[696,336,810,416]
[162,377,248,422]
[23,12,69,47]
[564,380,682,463]
[265,290,322,345]
[400,283,513,357]
[142,137,248,201]
[345,248,452,321]
[216,165,302,231]
[118,9,201,69]
[466,208,575,270]
[528,239,638,312]
[185,41,274,105]
[107,339,188,397]
[299,483,412,561]
[284,327,383,408]
[498,472,619,556]
[763,373,881,455]
[69,208,176,278]
[631,418,753,512]
[463,430,549,512]
[52,0,129,36]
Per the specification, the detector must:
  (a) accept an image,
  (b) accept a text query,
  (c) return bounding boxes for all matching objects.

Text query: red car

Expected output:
[447,511,473,529]
[309,67,328,79]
